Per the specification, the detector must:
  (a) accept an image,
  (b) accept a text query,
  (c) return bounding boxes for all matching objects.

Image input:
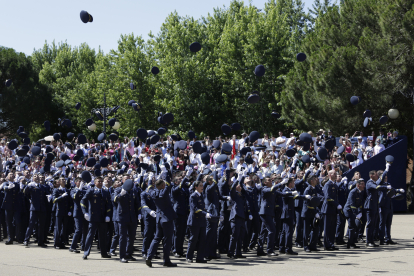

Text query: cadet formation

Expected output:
[0,127,406,267]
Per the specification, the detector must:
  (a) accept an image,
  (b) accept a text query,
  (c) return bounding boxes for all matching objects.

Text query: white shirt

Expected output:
[374,144,385,155]
[275,136,287,148]
[238,139,245,150]
[229,139,238,150]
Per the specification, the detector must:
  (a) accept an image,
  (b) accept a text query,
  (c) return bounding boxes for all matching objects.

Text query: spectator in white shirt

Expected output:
[357,136,366,150]
[229,135,239,150]
[262,133,270,149]
[373,139,385,155]
[275,131,287,148]
[271,159,284,175]
[270,135,277,147]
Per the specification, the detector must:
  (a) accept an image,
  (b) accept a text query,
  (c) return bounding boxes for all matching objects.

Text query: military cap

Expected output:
[123,179,134,191]
[151,66,160,75]
[5,79,12,87]
[302,155,310,163]
[80,10,93,23]
[337,145,345,154]
[254,144,267,151]
[108,118,116,127]
[385,155,394,163]
[75,102,81,110]
[18,132,28,139]
[189,42,202,53]
[296,52,306,62]
[271,110,281,119]
[153,155,161,163]
[100,157,109,167]
[254,65,265,77]
[200,152,210,164]
[221,124,231,135]
[193,141,202,154]
[86,157,96,167]
[130,83,136,90]
[318,148,328,160]
[136,128,148,140]
[132,102,142,111]
[23,156,31,164]
[231,123,241,131]
[379,116,388,125]
[387,188,396,198]
[22,137,30,144]
[138,163,149,171]
[350,96,359,105]
[62,119,72,128]
[31,146,41,156]
[16,149,28,157]
[212,140,221,149]
[148,130,155,137]
[157,127,166,135]
[8,139,18,150]
[162,113,174,124]
[393,193,404,200]
[150,135,160,145]
[78,134,87,144]
[249,131,260,143]
[240,147,251,156]
[177,140,187,150]
[216,154,228,163]
[221,143,232,155]
[188,130,196,139]
[346,153,355,162]
[97,132,106,141]
[299,133,312,143]
[309,196,321,208]
[247,91,260,103]
[325,139,335,150]
[56,160,64,168]
[245,156,254,164]
[81,171,92,183]
[302,143,311,151]
[119,161,129,170]
[286,148,296,158]
[60,153,69,161]
[109,133,118,142]
[363,110,372,118]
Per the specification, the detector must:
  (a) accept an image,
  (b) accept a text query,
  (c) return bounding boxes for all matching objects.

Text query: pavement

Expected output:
[0,214,413,276]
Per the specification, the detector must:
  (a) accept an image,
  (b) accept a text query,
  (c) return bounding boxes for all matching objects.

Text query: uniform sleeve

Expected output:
[190,195,207,216]
[105,192,112,218]
[81,189,92,214]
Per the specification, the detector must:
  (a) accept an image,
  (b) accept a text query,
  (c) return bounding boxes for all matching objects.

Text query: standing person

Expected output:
[365,166,391,247]
[343,179,365,249]
[217,168,234,254]
[0,172,21,245]
[52,177,73,249]
[140,174,158,259]
[335,174,347,245]
[69,178,87,253]
[321,170,341,251]
[186,181,210,263]
[113,179,140,263]
[275,132,287,149]
[146,177,177,268]
[81,176,112,259]
[23,173,48,247]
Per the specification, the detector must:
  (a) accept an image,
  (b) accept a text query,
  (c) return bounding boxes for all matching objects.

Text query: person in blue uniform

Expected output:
[186,180,210,263]
[365,167,390,247]
[81,176,112,259]
[69,178,88,253]
[321,170,341,251]
[140,175,158,259]
[113,179,141,263]
[344,178,365,249]
[146,176,177,267]
[335,174,348,245]
[227,170,249,259]
[217,168,234,254]
[0,172,21,245]
[171,169,191,258]
[23,173,48,247]
[109,180,122,256]
[242,172,260,253]
[52,177,73,249]
[294,170,307,248]
[280,177,305,255]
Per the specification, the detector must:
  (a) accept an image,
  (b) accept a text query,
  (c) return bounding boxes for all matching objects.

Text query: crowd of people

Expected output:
[0,126,405,267]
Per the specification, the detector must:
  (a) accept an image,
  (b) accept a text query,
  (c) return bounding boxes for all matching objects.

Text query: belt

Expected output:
[307,206,315,209]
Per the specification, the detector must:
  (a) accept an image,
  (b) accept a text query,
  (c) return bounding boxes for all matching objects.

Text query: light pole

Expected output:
[90,89,120,135]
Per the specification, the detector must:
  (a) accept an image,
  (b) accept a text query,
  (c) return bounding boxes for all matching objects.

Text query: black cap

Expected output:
[32,146,41,156]
[108,118,116,127]
[86,157,96,167]
[240,147,251,156]
[137,129,148,140]
[249,131,260,143]
[109,133,118,142]
[67,132,75,140]
[247,91,260,103]
[221,124,231,135]
[379,116,388,125]
[5,79,12,87]
[8,139,18,150]
[157,128,166,135]
[346,153,355,162]
[78,134,87,144]
[363,110,372,118]
[302,155,310,163]
[299,133,312,143]
[60,153,69,161]
[162,113,174,124]
[296,52,306,62]
[318,148,328,160]
[150,135,160,144]
[254,65,265,77]
[286,149,296,158]
[80,10,93,23]
[193,142,202,154]
[75,102,81,110]
[81,171,92,183]
[200,152,210,164]
[190,42,202,53]
[85,119,94,127]
[151,66,160,75]
[271,110,281,119]
[350,96,359,105]
[325,139,335,150]
[188,130,195,139]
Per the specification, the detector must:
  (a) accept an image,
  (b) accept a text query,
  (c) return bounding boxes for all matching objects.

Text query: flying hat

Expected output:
[317,148,328,160]
[299,132,312,143]
[157,128,166,135]
[221,124,231,135]
[100,157,109,167]
[245,155,254,164]
[67,132,75,140]
[148,130,155,137]
[247,91,260,103]
[249,131,260,143]
[385,155,394,164]
[350,96,359,105]
[5,79,12,87]
[23,137,30,144]
[56,160,65,168]
[363,110,372,118]
[44,120,50,132]
[81,171,92,183]
[150,135,160,144]
[151,66,160,75]
[75,102,81,110]
[302,142,311,151]
[108,118,116,127]
[31,146,41,156]
[188,130,196,139]
[162,113,174,124]
[212,140,221,150]
[177,140,187,150]
[337,145,345,154]
[271,110,281,119]
[200,152,210,164]
[130,83,136,90]
[240,147,251,156]
[379,116,388,125]
[78,134,87,144]
[98,132,106,141]
[61,119,72,128]
[363,117,372,128]
[296,52,307,62]
[60,153,69,161]
[325,139,335,150]
[346,153,355,162]
[189,42,202,53]
[80,10,93,23]
[136,128,148,140]
[16,149,28,157]
[286,148,296,158]
[255,144,267,151]
[393,193,404,200]
[254,65,265,77]
[138,163,149,171]
[231,123,241,131]
[8,139,18,150]
[302,155,310,163]
[18,132,28,139]
[109,133,118,142]
[86,157,96,167]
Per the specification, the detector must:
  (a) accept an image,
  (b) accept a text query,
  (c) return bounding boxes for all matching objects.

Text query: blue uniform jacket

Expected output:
[1,182,20,211]
[229,180,248,220]
[187,191,207,227]
[344,188,364,218]
[364,179,388,211]
[81,187,112,222]
[171,178,190,216]
[70,187,87,218]
[301,185,323,218]
[24,184,47,212]
[148,181,177,223]
[113,187,141,224]
[321,180,338,215]
[281,187,304,219]
[52,187,73,217]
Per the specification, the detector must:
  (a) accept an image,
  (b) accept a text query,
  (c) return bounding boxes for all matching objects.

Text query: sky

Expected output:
[1,0,314,56]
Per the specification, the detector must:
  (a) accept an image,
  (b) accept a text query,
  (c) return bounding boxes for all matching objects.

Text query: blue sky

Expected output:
[1,0,314,56]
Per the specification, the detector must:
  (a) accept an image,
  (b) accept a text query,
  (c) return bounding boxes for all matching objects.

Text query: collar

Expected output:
[195,191,201,197]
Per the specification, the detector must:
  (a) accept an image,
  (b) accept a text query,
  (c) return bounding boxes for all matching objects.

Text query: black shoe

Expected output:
[23,241,28,246]
[69,248,80,253]
[267,252,278,256]
[204,257,211,261]
[5,241,13,245]
[101,255,111,258]
[120,258,128,263]
[125,255,136,261]
[174,253,184,258]
[347,244,360,249]
[208,254,221,259]
[379,241,386,245]
[235,255,246,258]
[163,262,177,267]
[186,259,193,263]
[109,252,117,256]
[43,241,50,244]
[305,248,312,253]
[82,255,87,260]
[153,255,161,259]
[146,259,152,267]
[196,259,208,263]
[366,243,378,247]
[227,254,237,259]
[286,251,298,255]
[336,241,346,245]
[309,248,319,251]
[279,251,285,254]
[324,247,335,251]
[332,247,339,250]
[257,252,267,256]
[387,240,398,245]
[38,244,48,248]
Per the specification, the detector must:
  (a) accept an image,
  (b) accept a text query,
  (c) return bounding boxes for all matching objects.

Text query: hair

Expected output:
[206,176,213,183]
[94,176,103,183]
[352,171,360,180]
[357,179,365,185]
[154,179,165,189]
[193,181,202,188]
[369,170,377,177]
[287,177,295,185]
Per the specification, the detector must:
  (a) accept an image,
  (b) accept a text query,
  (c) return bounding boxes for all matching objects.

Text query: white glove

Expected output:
[138,214,142,220]
[292,191,298,196]
[281,178,289,185]
[387,185,392,189]
[120,189,127,196]
[148,172,154,179]
[68,212,72,216]
[249,215,253,220]
[206,213,212,219]
[356,213,362,219]
[398,189,405,193]
[8,183,15,189]
[150,211,156,218]
[127,168,133,175]
[61,192,68,197]
[337,205,342,210]
[0,183,3,189]
[243,169,248,177]
[237,173,243,182]
[84,213,90,221]
[20,183,25,189]
[379,207,382,213]
[105,216,110,222]
[385,163,391,170]
[186,169,193,177]
[315,213,320,219]
[47,195,53,202]
[160,165,167,173]
[121,165,126,170]
[219,216,224,222]
[305,195,311,200]
[226,196,231,201]
[256,171,263,179]
[79,182,85,189]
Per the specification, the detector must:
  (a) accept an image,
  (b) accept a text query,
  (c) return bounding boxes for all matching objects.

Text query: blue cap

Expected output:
[216,154,228,163]
[123,179,134,191]
[85,119,94,127]
[151,66,160,75]
[337,146,345,154]
[80,10,93,24]
[8,139,18,150]
[162,113,174,124]
[379,116,388,125]
[247,91,260,103]
[296,53,306,62]
[81,171,92,183]
[212,140,221,149]
[136,128,148,140]
[363,110,372,118]
[60,153,69,161]
[302,143,310,151]
[98,132,106,141]
[78,134,87,144]
[385,155,394,163]
[231,123,241,131]
[5,79,12,87]
[254,65,265,77]
[271,110,281,119]
[221,124,231,135]
[130,83,136,90]
[32,146,41,156]
[192,142,202,154]
[299,133,312,143]
[350,96,359,105]
[157,128,166,135]
[221,143,232,155]
[318,148,328,160]
[109,133,118,142]
[302,155,310,163]
[75,102,81,110]
[86,157,96,167]
[150,135,160,144]
[188,131,195,139]
[249,131,260,143]
[56,160,65,168]
[200,152,210,164]
[18,132,28,139]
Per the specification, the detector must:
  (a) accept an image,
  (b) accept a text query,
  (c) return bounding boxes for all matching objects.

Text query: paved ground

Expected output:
[0,214,413,276]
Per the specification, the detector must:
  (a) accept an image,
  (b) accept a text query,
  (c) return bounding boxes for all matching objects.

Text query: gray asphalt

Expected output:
[0,214,413,276]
